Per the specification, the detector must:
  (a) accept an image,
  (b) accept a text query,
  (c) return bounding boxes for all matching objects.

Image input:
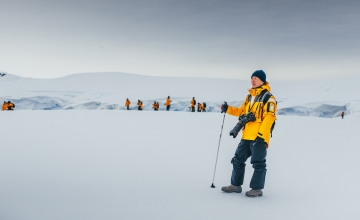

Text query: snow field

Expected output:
[0,111,359,220]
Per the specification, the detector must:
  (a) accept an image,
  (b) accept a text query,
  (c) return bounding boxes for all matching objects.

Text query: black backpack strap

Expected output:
[258,90,272,104]
[249,89,276,138]
[270,121,275,137]
[260,91,276,137]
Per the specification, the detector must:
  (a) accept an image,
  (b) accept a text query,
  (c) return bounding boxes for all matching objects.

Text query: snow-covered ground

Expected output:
[1,72,359,117]
[0,111,358,220]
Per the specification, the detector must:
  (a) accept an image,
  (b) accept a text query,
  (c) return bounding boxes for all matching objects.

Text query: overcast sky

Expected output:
[0,0,359,81]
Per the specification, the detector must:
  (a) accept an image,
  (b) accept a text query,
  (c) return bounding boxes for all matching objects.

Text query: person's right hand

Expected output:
[221,102,228,113]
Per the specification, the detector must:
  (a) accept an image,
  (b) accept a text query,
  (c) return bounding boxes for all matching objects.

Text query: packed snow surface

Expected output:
[0,111,358,220]
[0,72,359,117]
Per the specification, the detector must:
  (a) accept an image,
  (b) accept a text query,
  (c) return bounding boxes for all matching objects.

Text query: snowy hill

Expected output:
[0,72,359,117]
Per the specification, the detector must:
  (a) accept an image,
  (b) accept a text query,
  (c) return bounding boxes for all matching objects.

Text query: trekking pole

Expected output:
[211,113,226,188]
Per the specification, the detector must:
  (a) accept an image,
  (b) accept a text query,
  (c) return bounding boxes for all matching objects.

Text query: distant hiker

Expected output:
[190,97,196,112]
[7,101,15,110]
[202,102,207,112]
[125,98,131,110]
[2,101,8,111]
[137,100,143,111]
[220,70,277,198]
[341,111,344,119]
[197,103,203,112]
[153,101,159,111]
[165,96,171,111]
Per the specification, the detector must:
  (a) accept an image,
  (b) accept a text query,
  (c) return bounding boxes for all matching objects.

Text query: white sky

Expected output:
[1,0,359,81]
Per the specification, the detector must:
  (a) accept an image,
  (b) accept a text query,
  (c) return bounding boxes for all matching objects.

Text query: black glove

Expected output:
[221,102,228,113]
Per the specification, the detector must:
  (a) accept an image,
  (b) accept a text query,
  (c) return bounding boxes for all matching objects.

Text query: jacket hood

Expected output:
[248,82,271,96]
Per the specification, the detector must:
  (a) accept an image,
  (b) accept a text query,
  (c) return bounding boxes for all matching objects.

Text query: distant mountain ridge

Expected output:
[0,72,359,117]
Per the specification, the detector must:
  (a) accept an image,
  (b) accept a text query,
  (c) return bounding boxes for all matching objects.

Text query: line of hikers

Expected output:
[125,96,206,112]
[2,101,15,111]
[125,96,172,111]
[190,97,206,112]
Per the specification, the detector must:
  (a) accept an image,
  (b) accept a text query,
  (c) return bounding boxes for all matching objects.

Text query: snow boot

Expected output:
[221,185,242,193]
[245,189,263,197]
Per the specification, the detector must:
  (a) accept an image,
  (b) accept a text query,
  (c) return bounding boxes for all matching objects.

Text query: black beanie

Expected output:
[251,70,266,83]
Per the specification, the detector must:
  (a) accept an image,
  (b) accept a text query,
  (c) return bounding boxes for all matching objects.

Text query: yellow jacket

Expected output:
[138,102,143,110]
[190,99,196,106]
[226,82,277,146]
[125,100,130,107]
[165,98,171,106]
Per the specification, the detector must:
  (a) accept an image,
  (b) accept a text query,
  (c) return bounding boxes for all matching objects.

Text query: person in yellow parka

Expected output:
[220,70,277,198]
[153,101,159,111]
[190,97,196,112]
[137,100,143,110]
[125,98,131,110]
[164,96,171,111]
[2,101,8,111]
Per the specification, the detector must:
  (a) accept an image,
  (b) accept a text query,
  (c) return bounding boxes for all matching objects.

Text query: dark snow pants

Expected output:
[231,139,267,189]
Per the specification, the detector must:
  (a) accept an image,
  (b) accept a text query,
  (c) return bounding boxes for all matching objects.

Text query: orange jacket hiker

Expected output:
[2,102,8,110]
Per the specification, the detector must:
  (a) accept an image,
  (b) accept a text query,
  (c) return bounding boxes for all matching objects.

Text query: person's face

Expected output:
[251,76,264,88]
